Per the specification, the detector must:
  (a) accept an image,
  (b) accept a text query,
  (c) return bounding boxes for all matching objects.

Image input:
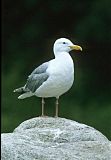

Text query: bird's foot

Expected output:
[54,115,59,118]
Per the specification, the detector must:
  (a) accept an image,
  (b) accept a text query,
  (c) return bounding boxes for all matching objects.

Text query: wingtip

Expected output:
[13,89,17,92]
[18,95,24,99]
[18,96,21,99]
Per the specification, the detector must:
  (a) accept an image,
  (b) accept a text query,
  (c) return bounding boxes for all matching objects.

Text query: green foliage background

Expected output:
[2,0,111,139]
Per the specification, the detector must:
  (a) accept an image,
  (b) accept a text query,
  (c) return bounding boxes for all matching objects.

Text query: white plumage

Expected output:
[14,38,82,117]
[35,52,74,98]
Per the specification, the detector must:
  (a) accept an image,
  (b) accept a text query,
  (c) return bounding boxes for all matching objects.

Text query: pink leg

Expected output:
[55,98,59,117]
[41,98,45,116]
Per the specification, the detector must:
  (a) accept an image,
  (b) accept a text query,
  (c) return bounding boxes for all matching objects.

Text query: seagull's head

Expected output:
[53,38,82,57]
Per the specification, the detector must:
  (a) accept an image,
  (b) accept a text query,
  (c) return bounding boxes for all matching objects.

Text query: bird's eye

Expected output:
[63,42,66,44]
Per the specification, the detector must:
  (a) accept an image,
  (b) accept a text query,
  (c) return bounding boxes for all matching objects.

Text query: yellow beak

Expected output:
[69,45,82,51]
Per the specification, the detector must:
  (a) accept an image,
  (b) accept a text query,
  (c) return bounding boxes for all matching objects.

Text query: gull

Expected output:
[14,38,82,117]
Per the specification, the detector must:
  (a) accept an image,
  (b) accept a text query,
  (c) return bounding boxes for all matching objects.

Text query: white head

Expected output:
[53,38,82,57]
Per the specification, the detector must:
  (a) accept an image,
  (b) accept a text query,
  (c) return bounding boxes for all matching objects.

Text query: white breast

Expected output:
[35,53,74,98]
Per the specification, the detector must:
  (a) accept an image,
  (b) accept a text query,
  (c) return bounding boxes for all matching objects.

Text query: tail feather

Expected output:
[14,86,33,99]
[18,92,33,99]
[13,87,25,94]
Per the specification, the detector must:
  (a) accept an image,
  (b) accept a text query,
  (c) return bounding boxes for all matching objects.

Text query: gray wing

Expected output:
[25,62,49,93]
[31,62,49,75]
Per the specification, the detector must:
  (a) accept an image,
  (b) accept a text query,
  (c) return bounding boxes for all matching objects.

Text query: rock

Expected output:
[1,117,111,160]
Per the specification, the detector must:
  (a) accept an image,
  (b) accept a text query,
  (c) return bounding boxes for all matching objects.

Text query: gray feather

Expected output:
[31,62,49,75]
[25,73,49,93]
[14,62,49,94]
[25,62,49,93]
[13,87,24,93]
[13,86,29,94]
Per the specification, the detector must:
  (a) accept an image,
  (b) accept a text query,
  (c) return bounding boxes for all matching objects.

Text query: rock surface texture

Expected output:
[1,117,111,160]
